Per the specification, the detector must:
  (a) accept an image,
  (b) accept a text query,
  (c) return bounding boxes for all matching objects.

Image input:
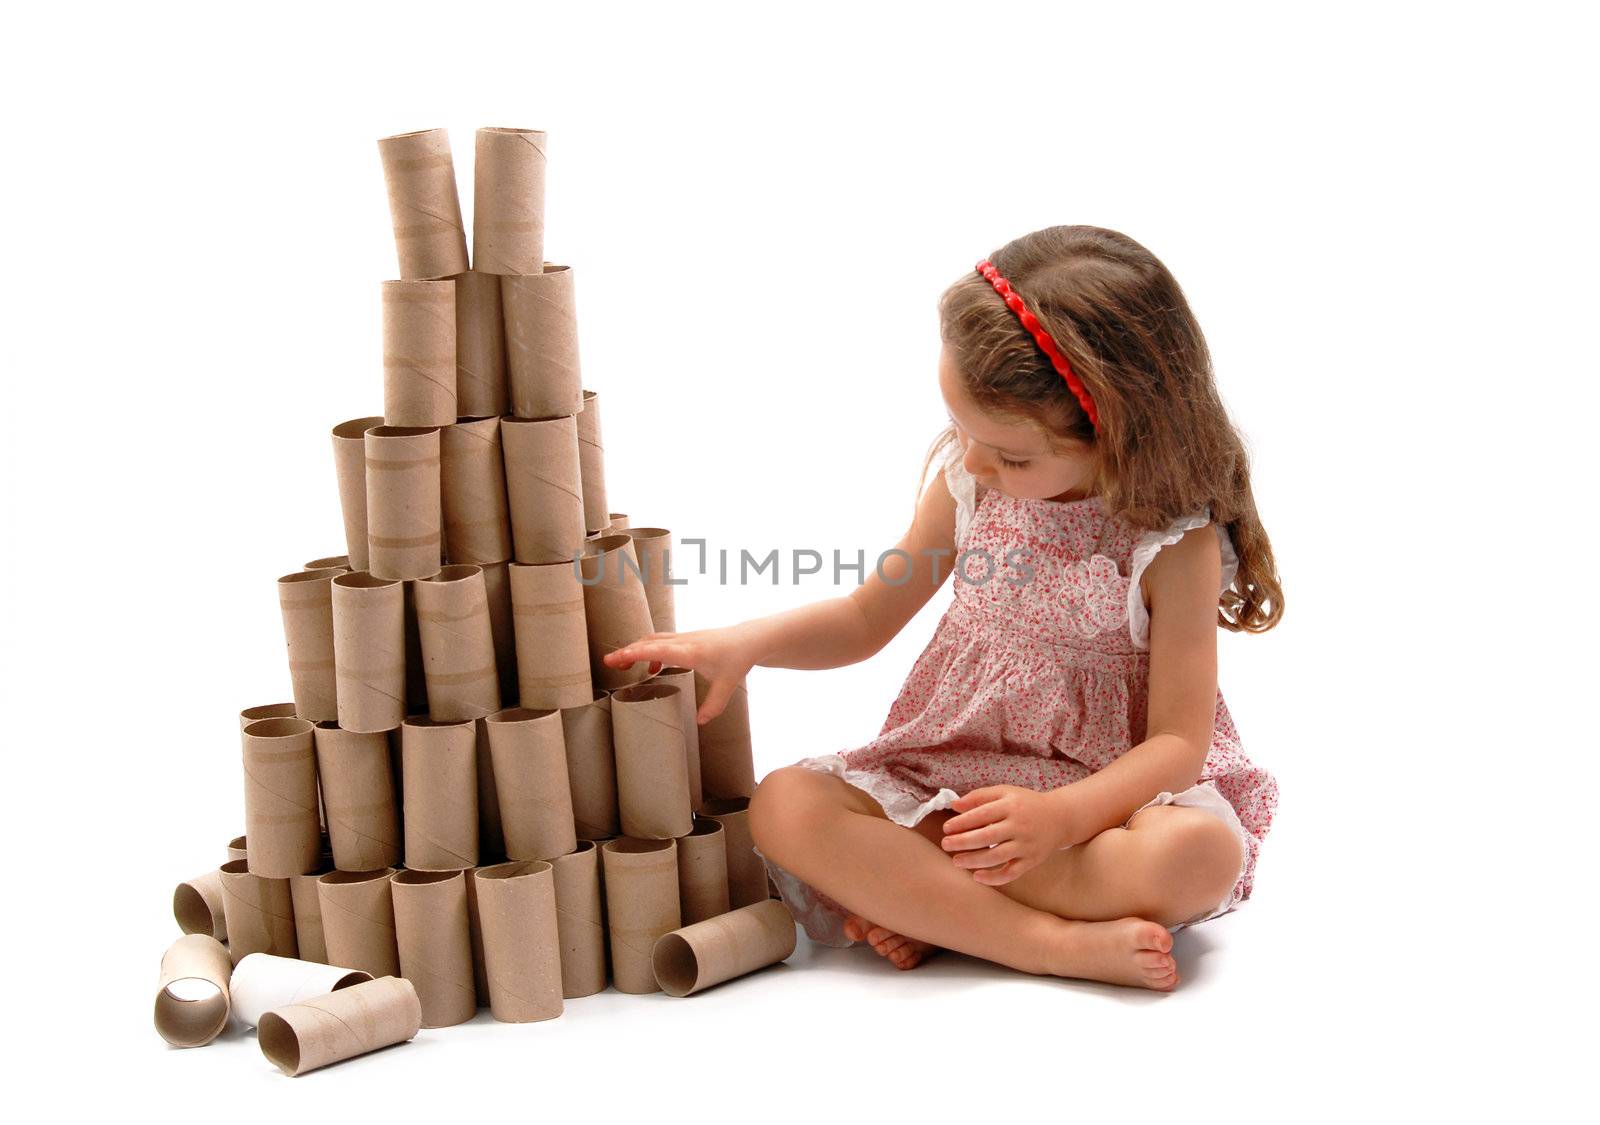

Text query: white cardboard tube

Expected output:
[229,953,373,1028]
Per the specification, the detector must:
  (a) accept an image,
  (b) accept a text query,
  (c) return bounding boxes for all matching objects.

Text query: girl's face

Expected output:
[938,343,1097,503]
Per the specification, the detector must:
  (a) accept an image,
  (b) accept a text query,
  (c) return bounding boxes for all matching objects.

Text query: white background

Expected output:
[3,0,1592,1116]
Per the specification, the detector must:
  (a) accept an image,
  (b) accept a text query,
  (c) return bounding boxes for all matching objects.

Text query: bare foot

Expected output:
[843,913,941,970]
[1046,917,1181,991]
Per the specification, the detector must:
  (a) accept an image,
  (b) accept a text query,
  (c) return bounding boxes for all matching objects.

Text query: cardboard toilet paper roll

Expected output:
[677,816,731,925]
[549,841,606,998]
[562,691,620,839]
[303,555,351,572]
[173,868,228,942]
[652,899,798,998]
[242,717,321,878]
[609,683,693,839]
[508,560,593,710]
[312,723,401,871]
[624,527,677,634]
[154,934,233,1048]
[331,572,406,734]
[289,869,331,963]
[231,953,372,1028]
[601,837,680,994]
[277,570,340,722]
[440,416,513,566]
[580,534,654,691]
[484,707,577,861]
[473,126,547,276]
[414,565,500,721]
[646,666,703,812]
[695,672,757,800]
[331,416,383,571]
[480,560,519,707]
[606,512,630,531]
[220,860,297,963]
[701,798,769,909]
[377,127,469,281]
[391,870,476,1028]
[258,975,422,1077]
[317,868,400,979]
[382,279,457,427]
[450,270,508,418]
[502,265,583,420]
[473,862,563,1022]
[239,703,296,731]
[400,717,479,870]
[364,426,442,581]
[500,414,585,565]
[226,835,249,862]
[576,389,609,534]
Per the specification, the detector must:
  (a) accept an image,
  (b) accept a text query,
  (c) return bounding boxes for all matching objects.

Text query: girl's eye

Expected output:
[999,456,1030,470]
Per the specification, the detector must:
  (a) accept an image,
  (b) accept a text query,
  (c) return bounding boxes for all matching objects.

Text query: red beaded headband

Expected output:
[975,259,1100,432]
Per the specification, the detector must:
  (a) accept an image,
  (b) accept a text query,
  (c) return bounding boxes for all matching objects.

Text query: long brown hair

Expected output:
[917,224,1282,635]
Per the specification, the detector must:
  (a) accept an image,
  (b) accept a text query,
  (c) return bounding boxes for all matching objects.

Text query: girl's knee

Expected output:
[1133,808,1244,924]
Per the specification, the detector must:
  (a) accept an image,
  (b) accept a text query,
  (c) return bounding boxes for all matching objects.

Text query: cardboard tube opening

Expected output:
[602,836,674,856]
[333,572,400,591]
[243,716,314,739]
[610,683,678,704]
[392,869,459,888]
[257,1013,301,1072]
[173,883,217,935]
[304,555,351,570]
[486,705,558,724]
[333,417,383,440]
[652,933,698,995]
[424,563,483,584]
[240,704,295,726]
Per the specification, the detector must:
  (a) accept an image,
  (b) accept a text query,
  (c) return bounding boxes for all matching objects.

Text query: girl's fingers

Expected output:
[695,677,735,725]
[952,841,1017,869]
[941,800,1008,839]
[942,819,1007,853]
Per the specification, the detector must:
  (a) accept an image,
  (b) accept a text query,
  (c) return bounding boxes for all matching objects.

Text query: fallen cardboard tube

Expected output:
[289,868,331,963]
[382,278,457,427]
[154,934,233,1048]
[609,683,693,839]
[479,560,519,708]
[391,870,477,1028]
[484,706,577,861]
[676,816,731,925]
[173,868,228,942]
[241,717,322,877]
[377,127,469,281]
[312,722,401,871]
[414,564,500,721]
[507,560,593,710]
[219,860,297,963]
[549,841,607,997]
[500,414,585,565]
[364,425,443,581]
[474,862,564,1023]
[652,899,799,997]
[239,703,296,731]
[646,666,703,812]
[694,671,757,800]
[579,534,653,691]
[303,556,351,572]
[331,417,383,571]
[562,691,620,839]
[258,975,422,1077]
[600,837,680,994]
[472,126,547,276]
[230,953,372,1027]
[331,572,406,734]
[502,265,582,420]
[440,416,513,566]
[699,797,770,910]
[450,271,508,418]
[400,717,479,870]
[576,389,609,533]
[316,868,400,979]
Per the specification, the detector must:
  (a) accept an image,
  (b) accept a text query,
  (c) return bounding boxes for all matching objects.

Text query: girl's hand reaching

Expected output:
[600,624,760,726]
[939,784,1072,885]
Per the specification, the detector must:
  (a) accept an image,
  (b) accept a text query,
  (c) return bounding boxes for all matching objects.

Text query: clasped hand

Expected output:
[940,785,1071,886]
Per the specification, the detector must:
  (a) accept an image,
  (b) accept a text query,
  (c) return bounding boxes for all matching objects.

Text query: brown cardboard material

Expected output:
[391,870,476,1028]
[646,666,704,812]
[440,416,513,565]
[242,717,322,878]
[239,703,296,731]
[219,860,297,963]
[312,723,401,871]
[414,565,499,721]
[173,868,228,942]
[500,414,585,565]
[562,691,620,839]
[508,560,593,710]
[479,560,519,707]
[302,556,351,572]
[289,867,331,964]
[484,707,576,861]
[473,718,506,865]
[154,934,233,1047]
[609,684,694,839]
[676,816,731,925]
[652,899,798,997]
[278,570,340,722]
[258,975,421,1077]
[624,527,677,634]
[695,672,757,800]
[579,535,654,691]
[605,512,630,531]
[576,389,609,533]
[317,868,400,979]
[331,417,383,571]
[549,841,607,998]
[462,863,490,1005]
[226,835,249,862]
[331,572,407,733]
[400,717,478,870]
[701,797,769,909]
[382,279,457,427]
[600,837,680,994]
[377,128,469,281]
[230,953,372,1027]
[472,127,547,276]
[449,270,508,418]
[501,265,582,419]
[473,862,563,1022]
[364,425,442,580]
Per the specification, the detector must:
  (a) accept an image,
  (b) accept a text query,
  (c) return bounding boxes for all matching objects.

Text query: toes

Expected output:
[867,926,893,946]
[1135,922,1174,953]
[843,915,866,941]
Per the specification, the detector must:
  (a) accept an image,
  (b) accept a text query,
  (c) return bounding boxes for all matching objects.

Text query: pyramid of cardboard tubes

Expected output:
[154,127,795,1074]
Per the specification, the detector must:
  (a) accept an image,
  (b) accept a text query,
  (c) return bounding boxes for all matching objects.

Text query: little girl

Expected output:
[603,224,1281,992]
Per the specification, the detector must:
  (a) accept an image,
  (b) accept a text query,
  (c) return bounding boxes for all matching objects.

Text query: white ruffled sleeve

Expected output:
[1126,509,1240,651]
[942,444,979,549]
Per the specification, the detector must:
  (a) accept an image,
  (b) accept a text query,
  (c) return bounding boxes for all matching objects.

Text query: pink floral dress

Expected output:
[754,446,1280,947]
